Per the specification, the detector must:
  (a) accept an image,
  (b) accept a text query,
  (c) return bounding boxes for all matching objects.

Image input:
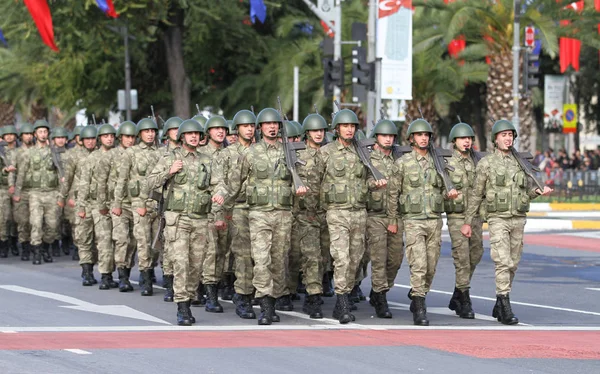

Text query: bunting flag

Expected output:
[558,1,584,73]
[24,0,59,51]
[320,20,334,38]
[0,28,7,47]
[249,0,267,24]
[378,0,412,18]
[448,35,466,61]
[96,0,118,18]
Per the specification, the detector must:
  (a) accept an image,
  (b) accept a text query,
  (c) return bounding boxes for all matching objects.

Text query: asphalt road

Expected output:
[0,229,599,373]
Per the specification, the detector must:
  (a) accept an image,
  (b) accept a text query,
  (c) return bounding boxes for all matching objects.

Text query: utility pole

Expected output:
[366,0,377,131]
[332,0,342,107]
[293,66,299,121]
[124,24,132,121]
[512,0,521,143]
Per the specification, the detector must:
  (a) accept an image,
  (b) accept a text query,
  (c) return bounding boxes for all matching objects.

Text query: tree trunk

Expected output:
[0,101,16,126]
[28,101,48,123]
[164,7,190,119]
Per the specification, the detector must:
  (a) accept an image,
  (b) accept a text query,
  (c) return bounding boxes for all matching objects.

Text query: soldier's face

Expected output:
[455,137,472,152]
[226,134,238,144]
[100,134,115,148]
[261,122,279,140]
[208,127,227,143]
[53,137,67,148]
[120,135,135,148]
[21,133,34,145]
[495,130,514,150]
[140,129,156,144]
[337,124,356,141]
[376,134,395,150]
[412,132,430,148]
[83,138,96,150]
[35,128,49,142]
[308,129,325,144]
[183,132,200,147]
[238,124,255,142]
[167,128,179,142]
[3,134,16,144]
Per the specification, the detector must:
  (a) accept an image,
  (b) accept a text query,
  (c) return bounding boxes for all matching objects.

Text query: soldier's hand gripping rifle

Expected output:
[509,147,545,191]
[277,97,307,191]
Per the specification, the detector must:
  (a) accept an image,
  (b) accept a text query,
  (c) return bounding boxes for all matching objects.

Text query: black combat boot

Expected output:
[10,236,19,256]
[123,268,134,291]
[81,264,95,286]
[107,273,119,288]
[204,284,224,313]
[176,302,192,326]
[32,245,42,265]
[332,294,354,324]
[234,293,256,319]
[302,294,324,319]
[257,297,273,325]
[51,240,61,257]
[493,294,519,325]
[322,271,334,297]
[61,236,72,255]
[296,272,306,295]
[185,300,196,324]
[99,274,111,290]
[163,275,174,302]
[0,240,8,258]
[72,246,80,261]
[372,291,393,319]
[221,273,235,301]
[140,270,154,296]
[411,296,429,326]
[275,294,294,311]
[448,287,462,315]
[458,289,475,319]
[191,282,206,306]
[41,242,53,263]
[350,284,364,304]
[118,268,133,292]
[21,242,30,261]
[149,267,157,284]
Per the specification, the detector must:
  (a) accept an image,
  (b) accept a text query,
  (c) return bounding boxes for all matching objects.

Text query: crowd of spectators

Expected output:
[533,148,600,175]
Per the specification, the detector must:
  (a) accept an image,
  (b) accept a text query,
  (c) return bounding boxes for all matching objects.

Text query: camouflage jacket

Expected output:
[293,145,321,215]
[366,147,395,217]
[15,145,60,195]
[215,141,251,211]
[96,146,127,210]
[444,148,477,219]
[59,146,89,203]
[464,148,540,225]
[8,146,29,189]
[76,147,113,211]
[114,142,160,210]
[386,149,446,224]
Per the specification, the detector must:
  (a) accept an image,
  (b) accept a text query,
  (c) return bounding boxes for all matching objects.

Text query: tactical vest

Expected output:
[398,152,444,219]
[294,146,317,211]
[320,143,368,210]
[109,147,127,202]
[366,149,394,214]
[246,142,293,210]
[229,143,251,208]
[165,150,213,217]
[24,147,58,189]
[127,144,156,198]
[444,150,475,215]
[484,151,531,217]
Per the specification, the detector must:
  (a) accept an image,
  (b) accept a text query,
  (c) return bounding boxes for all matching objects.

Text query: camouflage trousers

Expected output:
[13,191,30,243]
[92,208,114,274]
[161,237,173,276]
[230,208,253,295]
[64,202,78,246]
[327,209,367,295]
[249,210,292,299]
[29,189,60,246]
[367,215,404,293]
[112,205,137,269]
[200,215,219,286]
[75,207,97,265]
[0,188,11,241]
[405,218,443,298]
[133,208,161,271]
[447,216,484,291]
[317,212,331,277]
[164,212,208,304]
[287,211,323,296]
[214,209,231,281]
[488,216,526,295]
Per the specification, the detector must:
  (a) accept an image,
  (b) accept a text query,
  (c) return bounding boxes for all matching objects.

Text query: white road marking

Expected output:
[586,288,600,292]
[1,331,17,334]
[63,349,92,355]
[394,284,600,317]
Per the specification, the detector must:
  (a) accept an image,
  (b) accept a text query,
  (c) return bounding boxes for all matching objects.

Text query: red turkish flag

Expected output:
[378,0,412,18]
[24,0,58,51]
[558,1,584,72]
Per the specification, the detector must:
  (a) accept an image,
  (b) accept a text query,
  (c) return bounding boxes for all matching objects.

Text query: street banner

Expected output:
[562,104,577,134]
[543,75,567,133]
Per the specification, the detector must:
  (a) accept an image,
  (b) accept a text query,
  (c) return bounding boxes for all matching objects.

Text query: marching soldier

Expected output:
[461,120,552,325]
[10,123,34,261]
[366,120,404,319]
[445,122,484,319]
[226,120,238,145]
[50,127,69,257]
[1,125,20,257]
[386,119,458,326]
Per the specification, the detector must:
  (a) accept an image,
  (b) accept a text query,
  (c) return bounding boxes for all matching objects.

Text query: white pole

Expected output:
[293,66,300,122]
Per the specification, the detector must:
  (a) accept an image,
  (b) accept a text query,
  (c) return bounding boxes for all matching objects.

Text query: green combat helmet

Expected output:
[370,119,398,138]
[227,120,238,135]
[50,127,69,139]
[204,115,228,132]
[177,119,204,140]
[80,125,98,139]
[19,123,34,136]
[97,124,117,136]
[233,110,256,127]
[33,119,50,131]
[302,114,328,133]
[117,121,137,137]
[137,118,158,135]
[448,122,475,143]
[162,117,184,140]
[2,125,18,137]
[332,109,359,128]
[406,119,433,141]
[0,128,4,137]
[192,114,208,127]
[72,125,84,138]
[256,108,282,126]
[283,121,302,138]
[491,119,517,139]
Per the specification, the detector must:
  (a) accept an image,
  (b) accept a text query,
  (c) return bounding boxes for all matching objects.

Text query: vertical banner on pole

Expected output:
[376,0,412,100]
[543,75,566,133]
[562,104,577,134]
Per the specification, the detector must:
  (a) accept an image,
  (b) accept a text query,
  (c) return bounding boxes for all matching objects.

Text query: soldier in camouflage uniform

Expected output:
[199,116,232,301]
[10,123,34,260]
[387,119,458,326]
[444,122,484,319]
[226,120,238,145]
[50,127,69,257]
[461,120,552,325]
[99,121,137,292]
[114,118,161,296]
[13,120,62,265]
[216,109,256,319]
[213,108,308,325]
[147,119,220,326]
[315,109,387,324]
[1,125,20,257]
[366,120,404,319]
[77,124,119,290]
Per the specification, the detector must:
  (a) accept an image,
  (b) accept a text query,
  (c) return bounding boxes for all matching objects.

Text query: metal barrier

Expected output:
[537,170,600,202]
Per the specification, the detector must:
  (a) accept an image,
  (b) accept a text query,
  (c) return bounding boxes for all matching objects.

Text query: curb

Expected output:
[530,203,600,212]
[442,218,600,232]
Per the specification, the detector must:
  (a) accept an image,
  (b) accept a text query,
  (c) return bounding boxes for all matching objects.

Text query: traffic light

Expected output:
[323,58,344,97]
[523,48,540,95]
[351,47,374,102]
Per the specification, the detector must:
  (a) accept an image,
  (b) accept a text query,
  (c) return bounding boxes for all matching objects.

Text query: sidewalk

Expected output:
[530,203,600,212]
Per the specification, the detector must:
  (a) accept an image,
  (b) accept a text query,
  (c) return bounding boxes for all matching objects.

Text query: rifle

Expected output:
[196,104,202,116]
[427,143,455,194]
[277,97,307,191]
[150,105,160,147]
[49,142,65,178]
[509,147,545,191]
[468,148,488,166]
